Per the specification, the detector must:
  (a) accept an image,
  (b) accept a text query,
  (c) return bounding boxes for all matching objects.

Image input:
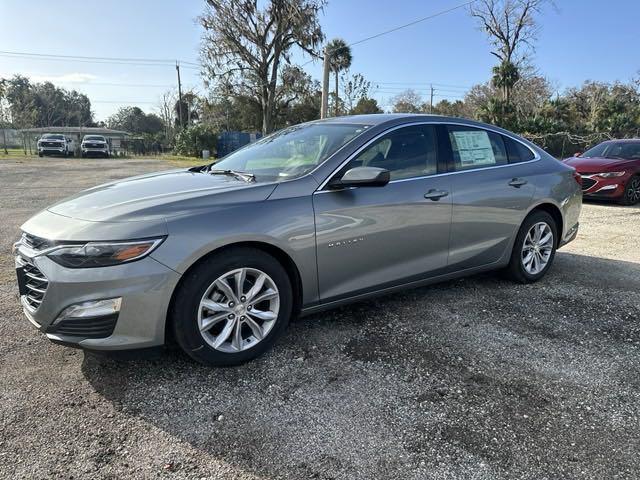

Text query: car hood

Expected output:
[47,169,278,222]
[563,156,635,173]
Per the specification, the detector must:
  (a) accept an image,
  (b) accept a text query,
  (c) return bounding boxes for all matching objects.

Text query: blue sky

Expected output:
[1,0,638,121]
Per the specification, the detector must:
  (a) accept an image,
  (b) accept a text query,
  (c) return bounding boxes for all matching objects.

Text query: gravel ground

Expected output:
[1,157,639,479]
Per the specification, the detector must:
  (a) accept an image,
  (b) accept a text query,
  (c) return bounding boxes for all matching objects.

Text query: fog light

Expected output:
[53,298,121,324]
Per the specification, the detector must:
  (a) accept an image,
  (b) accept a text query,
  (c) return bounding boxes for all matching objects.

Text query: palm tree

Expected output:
[326,38,352,116]
[491,60,520,104]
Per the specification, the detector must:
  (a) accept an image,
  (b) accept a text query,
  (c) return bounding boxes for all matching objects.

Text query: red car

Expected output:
[564,139,640,205]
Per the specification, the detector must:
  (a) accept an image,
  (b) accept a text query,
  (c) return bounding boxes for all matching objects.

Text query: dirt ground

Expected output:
[1,157,638,479]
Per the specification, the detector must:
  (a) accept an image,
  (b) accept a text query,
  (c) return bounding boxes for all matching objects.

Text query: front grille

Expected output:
[581,177,597,191]
[42,142,63,147]
[17,256,49,311]
[85,143,104,149]
[22,233,54,251]
[47,314,118,339]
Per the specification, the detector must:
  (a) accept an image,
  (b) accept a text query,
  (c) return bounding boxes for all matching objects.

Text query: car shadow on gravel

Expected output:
[80,252,640,479]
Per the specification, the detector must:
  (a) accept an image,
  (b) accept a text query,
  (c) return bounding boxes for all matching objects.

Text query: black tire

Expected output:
[171,247,293,366]
[38,152,43,157]
[619,175,640,206]
[505,210,558,284]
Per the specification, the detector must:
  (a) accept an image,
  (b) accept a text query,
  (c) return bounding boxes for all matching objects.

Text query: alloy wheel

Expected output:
[198,268,280,353]
[627,177,640,204]
[521,222,554,275]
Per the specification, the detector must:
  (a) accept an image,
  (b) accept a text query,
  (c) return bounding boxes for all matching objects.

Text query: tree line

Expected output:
[2,0,639,159]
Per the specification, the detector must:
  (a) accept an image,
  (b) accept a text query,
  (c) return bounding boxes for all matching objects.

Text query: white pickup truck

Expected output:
[81,135,110,158]
[37,134,75,157]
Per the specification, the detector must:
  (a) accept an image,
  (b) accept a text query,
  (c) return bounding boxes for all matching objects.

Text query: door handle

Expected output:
[424,189,449,201]
[508,177,528,188]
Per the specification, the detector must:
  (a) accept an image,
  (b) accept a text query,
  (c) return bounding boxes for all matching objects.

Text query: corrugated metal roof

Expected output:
[19,126,130,136]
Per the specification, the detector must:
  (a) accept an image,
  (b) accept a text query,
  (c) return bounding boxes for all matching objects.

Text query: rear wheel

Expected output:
[619,175,640,205]
[505,210,558,283]
[171,247,293,366]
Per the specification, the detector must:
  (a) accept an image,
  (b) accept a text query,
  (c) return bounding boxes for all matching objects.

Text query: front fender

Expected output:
[151,196,319,306]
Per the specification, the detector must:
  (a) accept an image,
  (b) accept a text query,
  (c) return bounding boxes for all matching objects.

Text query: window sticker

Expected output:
[451,130,496,167]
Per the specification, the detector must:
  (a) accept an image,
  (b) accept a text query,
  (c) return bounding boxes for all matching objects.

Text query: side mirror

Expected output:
[329,166,390,189]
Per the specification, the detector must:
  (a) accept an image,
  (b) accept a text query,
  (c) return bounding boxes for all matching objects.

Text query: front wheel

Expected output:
[171,247,293,366]
[505,210,558,283]
[619,175,640,206]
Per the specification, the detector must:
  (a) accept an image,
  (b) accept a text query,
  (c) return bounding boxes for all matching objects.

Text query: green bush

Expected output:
[174,125,217,157]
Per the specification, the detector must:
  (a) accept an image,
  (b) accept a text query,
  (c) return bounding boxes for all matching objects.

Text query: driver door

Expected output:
[313,124,452,302]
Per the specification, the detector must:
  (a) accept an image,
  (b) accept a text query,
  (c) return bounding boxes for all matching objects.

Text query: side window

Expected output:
[504,136,535,163]
[340,125,438,181]
[447,126,507,171]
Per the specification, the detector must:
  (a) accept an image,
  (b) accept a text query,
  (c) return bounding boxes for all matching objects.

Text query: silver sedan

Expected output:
[14,115,582,366]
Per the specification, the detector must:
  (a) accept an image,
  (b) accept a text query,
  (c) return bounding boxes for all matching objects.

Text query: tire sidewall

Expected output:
[172,248,293,366]
[511,211,558,283]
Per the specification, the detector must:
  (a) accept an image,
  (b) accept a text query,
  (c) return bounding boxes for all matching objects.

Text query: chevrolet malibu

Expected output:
[563,139,640,205]
[14,115,582,366]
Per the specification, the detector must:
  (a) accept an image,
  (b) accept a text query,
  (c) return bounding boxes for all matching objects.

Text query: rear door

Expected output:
[442,124,536,270]
[313,124,452,302]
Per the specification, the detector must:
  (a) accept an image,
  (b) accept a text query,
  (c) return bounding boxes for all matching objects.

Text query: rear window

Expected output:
[42,134,64,140]
[84,136,105,141]
[504,136,535,163]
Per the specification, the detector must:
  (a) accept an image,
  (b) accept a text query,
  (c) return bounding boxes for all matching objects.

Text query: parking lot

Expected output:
[1,157,639,479]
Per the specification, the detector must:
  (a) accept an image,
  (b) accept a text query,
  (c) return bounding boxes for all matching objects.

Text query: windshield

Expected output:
[582,142,640,160]
[84,136,105,141]
[42,134,64,140]
[211,123,369,182]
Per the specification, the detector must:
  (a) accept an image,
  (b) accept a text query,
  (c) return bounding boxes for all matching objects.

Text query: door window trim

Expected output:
[315,121,540,191]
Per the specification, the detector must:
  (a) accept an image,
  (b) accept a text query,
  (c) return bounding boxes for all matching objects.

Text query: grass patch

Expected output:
[0,150,212,166]
[0,148,34,160]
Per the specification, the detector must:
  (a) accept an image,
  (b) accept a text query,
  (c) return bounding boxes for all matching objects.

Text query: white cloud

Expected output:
[29,72,98,84]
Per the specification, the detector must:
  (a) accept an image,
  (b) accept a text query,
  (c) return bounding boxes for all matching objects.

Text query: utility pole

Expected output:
[429,84,434,114]
[176,61,184,129]
[320,46,330,119]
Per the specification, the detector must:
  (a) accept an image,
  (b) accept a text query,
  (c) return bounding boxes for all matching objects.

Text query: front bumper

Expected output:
[14,242,181,350]
[580,173,630,199]
[38,146,66,154]
[82,147,109,155]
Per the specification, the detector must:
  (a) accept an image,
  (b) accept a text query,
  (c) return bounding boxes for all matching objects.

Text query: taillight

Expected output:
[572,170,582,186]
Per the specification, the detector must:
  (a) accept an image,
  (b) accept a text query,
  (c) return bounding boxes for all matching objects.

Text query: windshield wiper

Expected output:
[208,169,255,183]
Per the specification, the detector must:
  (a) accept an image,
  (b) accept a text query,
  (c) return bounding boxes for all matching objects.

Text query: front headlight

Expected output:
[46,238,165,268]
[598,171,626,178]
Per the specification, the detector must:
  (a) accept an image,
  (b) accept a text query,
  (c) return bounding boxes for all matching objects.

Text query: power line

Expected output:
[40,81,176,88]
[0,50,200,67]
[371,86,469,93]
[348,1,475,48]
[91,100,158,104]
[302,0,475,68]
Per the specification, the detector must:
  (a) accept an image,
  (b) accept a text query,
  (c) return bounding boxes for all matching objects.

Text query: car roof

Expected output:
[313,114,530,144]
[314,113,504,130]
[602,138,640,144]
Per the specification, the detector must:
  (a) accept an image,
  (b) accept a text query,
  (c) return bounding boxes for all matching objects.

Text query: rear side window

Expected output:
[504,136,535,163]
[447,126,507,171]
